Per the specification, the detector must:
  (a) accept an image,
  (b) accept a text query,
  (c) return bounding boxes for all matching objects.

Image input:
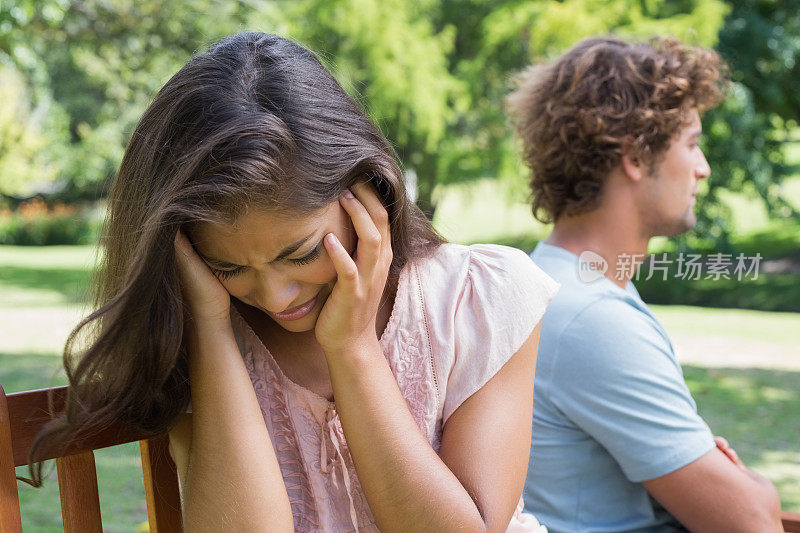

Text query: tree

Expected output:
[431,0,729,197]
[0,0,249,201]
[710,0,800,220]
[2,0,798,238]
[0,61,61,197]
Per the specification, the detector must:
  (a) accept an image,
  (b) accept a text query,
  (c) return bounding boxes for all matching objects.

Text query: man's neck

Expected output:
[546,207,651,289]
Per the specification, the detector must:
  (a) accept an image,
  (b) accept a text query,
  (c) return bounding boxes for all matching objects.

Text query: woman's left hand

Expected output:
[315,181,392,356]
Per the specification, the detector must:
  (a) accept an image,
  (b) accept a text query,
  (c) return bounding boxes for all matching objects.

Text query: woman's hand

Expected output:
[174,230,232,326]
[315,182,392,356]
[174,230,293,532]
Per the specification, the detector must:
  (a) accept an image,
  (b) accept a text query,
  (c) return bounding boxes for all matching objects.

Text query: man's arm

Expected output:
[642,446,783,533]
[551,300,782,532]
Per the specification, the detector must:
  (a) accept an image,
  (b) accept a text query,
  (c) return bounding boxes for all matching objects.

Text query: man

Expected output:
[508,37,783,532]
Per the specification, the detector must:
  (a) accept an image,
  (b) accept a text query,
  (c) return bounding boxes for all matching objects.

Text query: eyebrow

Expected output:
[688,128,703,139]
[199,232,316,269]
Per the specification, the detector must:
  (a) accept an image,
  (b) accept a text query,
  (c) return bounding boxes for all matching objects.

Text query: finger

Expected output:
[174,231,196,274]
[175,230,191,254]
[714,437,743,467]
[726,449,744,468]
[174,231,208,275]
[324,232,359,290]
[351,181,391,243]
[339,188,382,269]
[174,230,224,293]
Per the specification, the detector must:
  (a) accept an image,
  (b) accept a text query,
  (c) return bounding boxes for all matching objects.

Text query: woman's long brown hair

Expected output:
[28,31,443,484]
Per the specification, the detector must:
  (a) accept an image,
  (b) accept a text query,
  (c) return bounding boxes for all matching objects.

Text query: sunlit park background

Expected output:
[1,0,798,529]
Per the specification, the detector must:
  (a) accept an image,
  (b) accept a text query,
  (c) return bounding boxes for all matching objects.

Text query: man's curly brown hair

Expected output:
[507,36,727,223]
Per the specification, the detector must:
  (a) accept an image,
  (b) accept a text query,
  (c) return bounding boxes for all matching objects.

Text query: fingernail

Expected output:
[325,233,339,245]
[342,189,355,199]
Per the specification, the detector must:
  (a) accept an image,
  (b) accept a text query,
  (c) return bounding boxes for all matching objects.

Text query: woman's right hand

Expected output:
[174,230,232,325]
[173,232,292,532]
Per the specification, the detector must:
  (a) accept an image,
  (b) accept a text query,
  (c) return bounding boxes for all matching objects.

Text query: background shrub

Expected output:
[0,198,100,246]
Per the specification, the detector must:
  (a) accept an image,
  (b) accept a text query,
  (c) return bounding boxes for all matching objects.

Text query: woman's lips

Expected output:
[269,293,320,321]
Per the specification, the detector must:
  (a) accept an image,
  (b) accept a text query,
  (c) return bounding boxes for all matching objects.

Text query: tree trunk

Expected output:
[413,153,438,221]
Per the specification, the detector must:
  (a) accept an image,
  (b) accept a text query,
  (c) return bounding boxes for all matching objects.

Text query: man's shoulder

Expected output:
[532,244,673,374]
[544,294,667,380]
[532,244,650,322]
[537,275,651,343]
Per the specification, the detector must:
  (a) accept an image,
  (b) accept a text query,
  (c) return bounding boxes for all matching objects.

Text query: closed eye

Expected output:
[211,266,246,280]
[289,243,321,266]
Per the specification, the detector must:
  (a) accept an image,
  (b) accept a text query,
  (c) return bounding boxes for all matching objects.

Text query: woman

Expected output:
[33,32,557,532]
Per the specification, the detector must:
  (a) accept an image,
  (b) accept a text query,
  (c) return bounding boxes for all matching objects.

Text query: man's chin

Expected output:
[654,214,696,238]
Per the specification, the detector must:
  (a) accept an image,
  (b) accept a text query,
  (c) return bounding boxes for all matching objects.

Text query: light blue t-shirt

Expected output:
[524,242,715,533]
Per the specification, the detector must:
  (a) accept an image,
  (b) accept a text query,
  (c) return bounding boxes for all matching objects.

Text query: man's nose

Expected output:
[696,150,711,180]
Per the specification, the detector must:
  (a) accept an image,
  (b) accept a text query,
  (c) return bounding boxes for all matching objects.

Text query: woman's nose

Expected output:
[253,270,301,313]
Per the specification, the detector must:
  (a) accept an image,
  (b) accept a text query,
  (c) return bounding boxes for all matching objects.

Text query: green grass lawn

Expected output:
[432,178,550,244]
[683,365,800,511]
[0,245,150,531]
[651,305,800,511]
[651,305,800,349]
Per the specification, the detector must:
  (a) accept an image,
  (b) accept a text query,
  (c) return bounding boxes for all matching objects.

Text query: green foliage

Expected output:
[636,217,800,311]
[0,0,798,237]
[1,0,250,199]
[696,90,794,245]
[717,0,800,121]
[671,0,800,251]
[292,0,457,152]
[0,62,61,196]
[432,0,728,199]
[712,0,800,210]
[524,0,726,56]
[636,270,800,312]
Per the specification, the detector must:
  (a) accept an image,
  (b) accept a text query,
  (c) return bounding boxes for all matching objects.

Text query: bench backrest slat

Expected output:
[141,436,183,532]
[0,387,22,532]
[56,450,103,532]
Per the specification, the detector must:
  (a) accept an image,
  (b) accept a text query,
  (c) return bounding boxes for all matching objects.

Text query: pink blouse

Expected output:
[231,243,558,532]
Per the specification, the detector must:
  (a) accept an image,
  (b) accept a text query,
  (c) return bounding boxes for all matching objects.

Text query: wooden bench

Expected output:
[785,511,800,532]
[1,383,799,532]
[0,384,182,532]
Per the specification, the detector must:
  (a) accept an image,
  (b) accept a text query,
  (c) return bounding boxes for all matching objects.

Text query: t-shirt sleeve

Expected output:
[440,244,560,423]
[550,298,715,482]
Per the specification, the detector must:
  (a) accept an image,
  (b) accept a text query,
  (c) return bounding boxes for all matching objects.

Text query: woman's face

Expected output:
[190,201,355,333]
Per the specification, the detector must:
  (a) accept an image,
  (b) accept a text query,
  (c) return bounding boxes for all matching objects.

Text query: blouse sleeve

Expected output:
[438,244,559,424]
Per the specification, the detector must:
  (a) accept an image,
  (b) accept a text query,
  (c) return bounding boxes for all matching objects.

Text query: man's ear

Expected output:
[620,141,644,182]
